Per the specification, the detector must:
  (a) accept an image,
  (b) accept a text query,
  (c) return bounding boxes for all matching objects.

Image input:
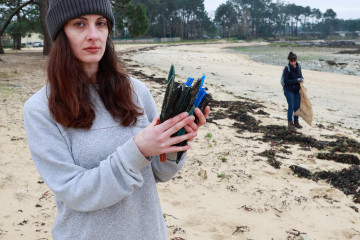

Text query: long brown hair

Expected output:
[47,30,143,129]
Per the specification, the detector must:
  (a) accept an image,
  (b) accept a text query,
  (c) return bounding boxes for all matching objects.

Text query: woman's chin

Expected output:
[79,57,103,66]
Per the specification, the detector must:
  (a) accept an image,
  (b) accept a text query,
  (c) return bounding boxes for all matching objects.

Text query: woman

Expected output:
[23,0,210,239]
[283,51,304,132]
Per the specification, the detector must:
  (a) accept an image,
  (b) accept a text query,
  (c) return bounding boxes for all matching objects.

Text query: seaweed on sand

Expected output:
[290,165,312,178]
[206,98,360,165]
[208,98,360,205]
[125,61,360,203]
[258,150,282,169]
[290,165,360,204]
[210,100,263,132]
[316,153,360,165]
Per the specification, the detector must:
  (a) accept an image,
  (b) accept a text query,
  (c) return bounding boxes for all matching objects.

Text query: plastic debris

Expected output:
[160,65,211,163]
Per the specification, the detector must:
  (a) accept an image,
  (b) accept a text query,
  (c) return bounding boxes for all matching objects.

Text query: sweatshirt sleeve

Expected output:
[151,152,186,182]
[23,105,151,213]
[136,80,186,182]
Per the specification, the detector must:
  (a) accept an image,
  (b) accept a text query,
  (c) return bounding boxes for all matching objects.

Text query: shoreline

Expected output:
[226,44,360,76]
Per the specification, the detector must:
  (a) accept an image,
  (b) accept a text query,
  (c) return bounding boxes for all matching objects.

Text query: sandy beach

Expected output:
[0,42,359,240]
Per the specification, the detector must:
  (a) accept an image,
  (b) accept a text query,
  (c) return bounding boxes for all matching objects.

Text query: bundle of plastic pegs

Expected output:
[159,65,211,163]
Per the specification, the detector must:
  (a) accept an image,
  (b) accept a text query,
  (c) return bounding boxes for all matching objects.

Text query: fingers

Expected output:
[152,116,160,126]
[141,107,211,156]
[185,120,198,132]
[162,114,195,139]
[203,106,210,119]
[188,106,210,142]
[158,112,189,132]
[183,124,196,142]
[135,112,198,157]
[194,107,210,127]
[166,131,197,147]
[166,144,191,153]
[183,124,194,133]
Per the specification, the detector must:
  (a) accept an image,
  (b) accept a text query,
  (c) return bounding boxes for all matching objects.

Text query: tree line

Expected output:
[1,0,359,55]
[213,0,355,39]
[130,0,359,39]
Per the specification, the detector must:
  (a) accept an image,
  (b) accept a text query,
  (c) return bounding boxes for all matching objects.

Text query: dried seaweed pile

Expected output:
[210,98,360,203]
[126,63,360,204]
[291,165,360,203]
[210,100,263,131]
[210,100,359,160]
[317,153,359,165]
[258,150,282,169]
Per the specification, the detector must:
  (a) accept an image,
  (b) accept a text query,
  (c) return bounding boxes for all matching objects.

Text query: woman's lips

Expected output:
[84,46,100,53]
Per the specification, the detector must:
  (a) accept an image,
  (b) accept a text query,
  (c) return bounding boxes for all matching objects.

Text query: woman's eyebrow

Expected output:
[72,16,106,21]
[72,16,88,21]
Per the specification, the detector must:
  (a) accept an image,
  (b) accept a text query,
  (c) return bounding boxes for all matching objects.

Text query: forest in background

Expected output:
[1,0,360,55]
[133,0,360,40]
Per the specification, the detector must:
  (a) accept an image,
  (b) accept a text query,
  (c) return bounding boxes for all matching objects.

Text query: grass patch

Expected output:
[205,133,212,139]
[219,156,227,162]
[218,173,231,180]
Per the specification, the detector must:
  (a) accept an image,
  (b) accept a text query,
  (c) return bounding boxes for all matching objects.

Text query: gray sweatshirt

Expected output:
[23,78,186,240]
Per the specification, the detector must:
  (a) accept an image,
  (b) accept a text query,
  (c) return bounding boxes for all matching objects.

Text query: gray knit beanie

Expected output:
[46,0,115,41]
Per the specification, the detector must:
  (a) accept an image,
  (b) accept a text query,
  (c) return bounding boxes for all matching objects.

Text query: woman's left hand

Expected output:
[183,106,210,142]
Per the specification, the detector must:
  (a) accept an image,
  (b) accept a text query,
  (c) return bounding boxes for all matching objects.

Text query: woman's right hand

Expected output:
[133,112,197,157]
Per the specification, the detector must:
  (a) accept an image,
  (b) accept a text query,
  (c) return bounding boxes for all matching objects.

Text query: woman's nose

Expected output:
[87,24,99,41]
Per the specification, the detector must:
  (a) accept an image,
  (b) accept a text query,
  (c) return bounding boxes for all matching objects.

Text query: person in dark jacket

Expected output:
[283,52,304,132]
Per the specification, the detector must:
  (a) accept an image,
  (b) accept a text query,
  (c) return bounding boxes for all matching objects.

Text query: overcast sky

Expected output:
[204,0,360,20]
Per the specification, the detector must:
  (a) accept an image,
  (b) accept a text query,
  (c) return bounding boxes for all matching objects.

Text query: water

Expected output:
[227,45,360,76]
